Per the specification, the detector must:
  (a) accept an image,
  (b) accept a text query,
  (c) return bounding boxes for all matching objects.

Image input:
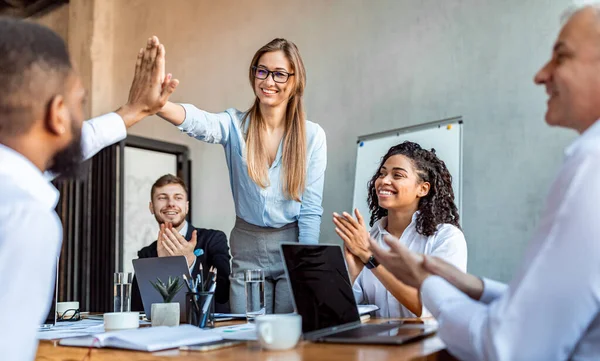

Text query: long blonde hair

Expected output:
[244,38,307,201]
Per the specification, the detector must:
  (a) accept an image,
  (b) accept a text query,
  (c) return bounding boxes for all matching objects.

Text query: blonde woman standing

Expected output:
[150,38,327,314]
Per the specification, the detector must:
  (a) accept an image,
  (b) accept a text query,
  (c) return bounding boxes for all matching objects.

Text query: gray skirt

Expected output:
[228,217,299,314]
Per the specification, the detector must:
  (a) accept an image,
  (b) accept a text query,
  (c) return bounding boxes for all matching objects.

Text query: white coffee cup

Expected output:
[255,314,302,351]
[56,301,79,318]
[104,312,139,332]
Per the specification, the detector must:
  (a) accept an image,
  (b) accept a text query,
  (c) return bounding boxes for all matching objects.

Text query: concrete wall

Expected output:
[51,0,578,282]
[31,3,68,40]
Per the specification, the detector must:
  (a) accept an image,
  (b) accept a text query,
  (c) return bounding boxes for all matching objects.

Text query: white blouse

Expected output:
[352,213,467,318]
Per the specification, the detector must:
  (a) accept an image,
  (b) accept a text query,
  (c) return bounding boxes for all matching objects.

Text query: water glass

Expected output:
[245,269,265,321]
[186,291,215,328]
[113,272,133,312]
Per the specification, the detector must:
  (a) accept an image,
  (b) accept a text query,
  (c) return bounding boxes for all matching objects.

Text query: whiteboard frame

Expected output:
[354,116,464,216]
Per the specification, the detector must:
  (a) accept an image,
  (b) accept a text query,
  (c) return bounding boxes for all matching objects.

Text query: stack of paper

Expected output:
[37,319,105,340]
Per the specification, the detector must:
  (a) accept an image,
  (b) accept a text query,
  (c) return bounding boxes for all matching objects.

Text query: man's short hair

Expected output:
[0,17,72,137]
[150,174,189,199]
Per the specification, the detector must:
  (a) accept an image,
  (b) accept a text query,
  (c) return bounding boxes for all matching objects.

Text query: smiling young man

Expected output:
[131,174,231,312]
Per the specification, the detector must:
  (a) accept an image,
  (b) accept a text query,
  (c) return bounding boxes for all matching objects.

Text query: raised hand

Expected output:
[423,255,484,300]
[162,223,198,267]
[156,223,171,258]
[116,36,179,127]
[343,245,364,284]
[369,235,430,289]
[333,208,371,263]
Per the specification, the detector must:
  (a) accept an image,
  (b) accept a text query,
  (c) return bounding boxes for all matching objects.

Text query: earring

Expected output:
[58,126,65,134]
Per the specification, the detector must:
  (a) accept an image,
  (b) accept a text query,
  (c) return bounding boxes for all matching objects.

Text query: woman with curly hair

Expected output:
[332,141,467,318]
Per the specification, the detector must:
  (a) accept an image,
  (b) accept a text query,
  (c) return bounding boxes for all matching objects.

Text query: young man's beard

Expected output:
[153,212,187,230]
[48,121,83,179]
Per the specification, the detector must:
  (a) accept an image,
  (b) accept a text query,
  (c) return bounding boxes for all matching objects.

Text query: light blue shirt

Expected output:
[177,104,327,244]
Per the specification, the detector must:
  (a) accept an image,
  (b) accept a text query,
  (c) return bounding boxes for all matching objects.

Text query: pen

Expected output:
[199,268,217,328]
[183,274,200,313]
[198,263,204,292]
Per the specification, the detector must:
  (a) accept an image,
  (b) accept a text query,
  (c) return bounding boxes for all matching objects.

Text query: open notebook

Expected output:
[59,325,222,352]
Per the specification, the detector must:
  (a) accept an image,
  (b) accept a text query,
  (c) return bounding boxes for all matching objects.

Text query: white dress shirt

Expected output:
[0,113,126,361]
[421,120,600,361]
[353,213,467,318]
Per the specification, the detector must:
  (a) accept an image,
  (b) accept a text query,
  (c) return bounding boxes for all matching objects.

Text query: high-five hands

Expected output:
[116,36,179,127]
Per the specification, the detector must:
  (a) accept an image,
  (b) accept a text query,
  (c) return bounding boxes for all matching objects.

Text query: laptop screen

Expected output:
[132,256,190,321]
[42,258,59,327]
[281,244,360,334]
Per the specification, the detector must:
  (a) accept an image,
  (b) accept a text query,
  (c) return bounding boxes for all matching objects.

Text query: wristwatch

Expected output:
[364,255,380,269]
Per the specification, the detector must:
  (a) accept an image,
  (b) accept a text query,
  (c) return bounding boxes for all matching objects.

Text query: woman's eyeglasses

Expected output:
[252,66,294,83]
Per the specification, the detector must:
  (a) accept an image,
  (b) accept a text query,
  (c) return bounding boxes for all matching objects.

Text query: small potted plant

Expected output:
[149,276,183,327]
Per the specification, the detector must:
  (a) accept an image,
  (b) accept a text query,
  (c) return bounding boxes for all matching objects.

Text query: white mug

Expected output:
[56,301,79,317]
[104,312,139,331]
[255,314,302,351]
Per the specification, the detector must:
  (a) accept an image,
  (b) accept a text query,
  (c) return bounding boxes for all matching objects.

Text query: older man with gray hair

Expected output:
[369,5,600,361]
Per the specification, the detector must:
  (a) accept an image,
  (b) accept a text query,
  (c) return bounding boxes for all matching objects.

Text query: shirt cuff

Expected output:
[479,277,508,304]
[88,112,127,145]
[188,257,196,275]
[420,275,465,318]
[177,103,194,132]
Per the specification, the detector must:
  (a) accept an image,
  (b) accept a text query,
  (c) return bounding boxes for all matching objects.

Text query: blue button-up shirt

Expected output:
[178,104,327,244]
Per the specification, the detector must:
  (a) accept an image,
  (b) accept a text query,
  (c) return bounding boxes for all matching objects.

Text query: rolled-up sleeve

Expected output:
[177,104,232,146]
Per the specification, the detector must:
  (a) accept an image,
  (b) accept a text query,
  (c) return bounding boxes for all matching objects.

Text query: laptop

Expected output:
[40,257,59,329]
[132,256,190,322]
[280,243,437,345]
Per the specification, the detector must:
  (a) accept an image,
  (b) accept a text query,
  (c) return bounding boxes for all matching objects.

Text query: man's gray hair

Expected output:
[561,2,600,24]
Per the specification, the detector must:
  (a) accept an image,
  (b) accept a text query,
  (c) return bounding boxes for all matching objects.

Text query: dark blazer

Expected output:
[131,223,231,313]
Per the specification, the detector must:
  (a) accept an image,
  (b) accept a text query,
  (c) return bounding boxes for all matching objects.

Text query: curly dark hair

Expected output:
[367,141,460,236]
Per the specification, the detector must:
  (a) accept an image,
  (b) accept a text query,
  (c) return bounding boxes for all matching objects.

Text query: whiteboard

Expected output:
[122,147,178,274]
[352,118,463,227]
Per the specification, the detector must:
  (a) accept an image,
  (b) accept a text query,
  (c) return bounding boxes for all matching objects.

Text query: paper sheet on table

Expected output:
[37,319,105,340]
[214,313,246,319]
[358,304,380,315]
[210,323,257,341]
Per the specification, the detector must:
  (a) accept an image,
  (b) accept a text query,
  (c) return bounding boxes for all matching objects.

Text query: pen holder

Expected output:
[186,291,215,329]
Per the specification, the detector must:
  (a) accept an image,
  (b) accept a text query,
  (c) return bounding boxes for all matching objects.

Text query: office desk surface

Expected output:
[35,319,457,361]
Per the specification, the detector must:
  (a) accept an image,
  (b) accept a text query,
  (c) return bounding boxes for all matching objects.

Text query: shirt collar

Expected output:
[375,211,419,236]
[179,221,189,237]
[0,143,59,210]
[375,216,389,235]
[565,118,600,157]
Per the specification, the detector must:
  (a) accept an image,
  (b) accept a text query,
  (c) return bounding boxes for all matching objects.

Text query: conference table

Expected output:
[35,318,457,361]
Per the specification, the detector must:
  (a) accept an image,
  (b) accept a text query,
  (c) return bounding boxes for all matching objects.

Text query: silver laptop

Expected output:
[280,243,437,345]
[40,257,59,329]
[132,256,190,322]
